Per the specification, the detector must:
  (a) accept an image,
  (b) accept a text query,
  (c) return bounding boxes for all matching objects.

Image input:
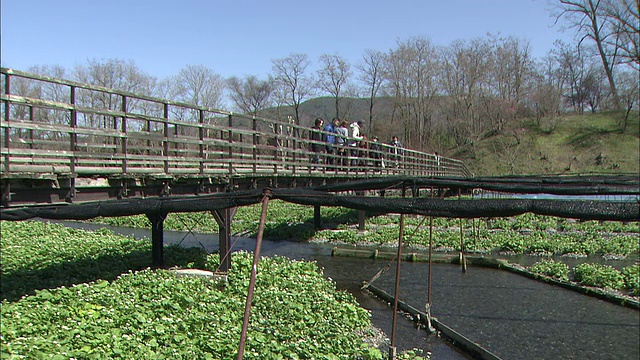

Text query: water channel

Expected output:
[52,221,639,359]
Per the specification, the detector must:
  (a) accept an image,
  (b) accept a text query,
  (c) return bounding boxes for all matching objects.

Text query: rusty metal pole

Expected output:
[390,185,406,359]
[428,215,433,304]
[458,189,467,273]
[390,212,404,359]
[237,191,271,360]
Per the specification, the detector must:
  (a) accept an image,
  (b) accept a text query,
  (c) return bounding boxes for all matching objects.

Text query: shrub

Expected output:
[529,259,570,281]
[573,263,625,290]
[621,265,639,295]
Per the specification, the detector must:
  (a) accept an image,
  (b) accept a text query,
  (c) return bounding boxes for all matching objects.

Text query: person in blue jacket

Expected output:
[323,117,339,167]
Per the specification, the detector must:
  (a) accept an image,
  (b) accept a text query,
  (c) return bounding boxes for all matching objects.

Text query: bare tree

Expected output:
[554,0,622,110]
[271,53,315,123]
[173,64,224,109]
[491,36,533,104]
[550,40,589,113]
[384,36,440,149]
[356,49,386,134]
[316,54,351,119]
[439,38,493,142]
[581,65,606,112]
[483,36,535,132]
[73,59,156,128]
[226,75,274,115]
[615,69,639,131]
[530,57,564,131]
[602,0,639,71]
[163,64,225,126]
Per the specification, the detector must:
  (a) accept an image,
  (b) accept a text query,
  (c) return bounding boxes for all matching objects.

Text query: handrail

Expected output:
[1,68,472,180]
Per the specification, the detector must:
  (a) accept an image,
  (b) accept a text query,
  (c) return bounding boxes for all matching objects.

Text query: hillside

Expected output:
[456,112,639,176]
[264,98,639,177]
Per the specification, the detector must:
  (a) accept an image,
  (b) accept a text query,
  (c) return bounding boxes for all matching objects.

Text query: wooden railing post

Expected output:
[28,106,34,150]
[68,85,77,201]
[199,109,205,175]
[3,73,10,175]
[252,117,257,174]
[228,114,234,175]
[163,103,169,174]
[121,95,128,174]
[292,138,297,175]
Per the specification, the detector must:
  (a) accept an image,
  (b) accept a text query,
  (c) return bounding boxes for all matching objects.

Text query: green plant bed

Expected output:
[1,251,382,358]
[1,221,389,359]
[529,259,570,281]
[529,259,639,297]
[0,221,208,302]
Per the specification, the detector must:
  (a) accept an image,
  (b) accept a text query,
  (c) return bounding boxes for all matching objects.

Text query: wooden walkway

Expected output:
[1,68,470,207]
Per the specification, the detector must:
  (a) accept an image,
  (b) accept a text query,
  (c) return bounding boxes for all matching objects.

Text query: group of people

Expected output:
[309,117,403,170]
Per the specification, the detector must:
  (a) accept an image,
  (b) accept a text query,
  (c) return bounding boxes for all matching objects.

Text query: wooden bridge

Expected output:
[1,67,470,207]
[2,68,638,271]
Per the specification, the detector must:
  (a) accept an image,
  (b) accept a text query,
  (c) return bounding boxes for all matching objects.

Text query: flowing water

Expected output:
[53,221,639,359]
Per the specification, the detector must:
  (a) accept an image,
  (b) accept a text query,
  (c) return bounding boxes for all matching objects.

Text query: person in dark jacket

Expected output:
[369,135,383,169]
[309,118,324,168]
[389,135,403,168]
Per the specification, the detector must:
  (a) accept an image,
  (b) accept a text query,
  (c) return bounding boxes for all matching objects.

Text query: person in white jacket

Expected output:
[349,121,364,165]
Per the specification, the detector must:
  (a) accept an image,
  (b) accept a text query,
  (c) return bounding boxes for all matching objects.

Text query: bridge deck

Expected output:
[1,68,470,207]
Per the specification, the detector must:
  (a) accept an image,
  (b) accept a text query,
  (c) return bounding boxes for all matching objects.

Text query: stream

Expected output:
[51,221,639,359]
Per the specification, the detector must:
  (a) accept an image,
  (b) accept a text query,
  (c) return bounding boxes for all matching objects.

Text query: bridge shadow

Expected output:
[1,245,208,303]
[261,208,363,242]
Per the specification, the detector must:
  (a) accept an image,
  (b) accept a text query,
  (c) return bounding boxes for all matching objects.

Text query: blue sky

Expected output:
[2,0,574,80]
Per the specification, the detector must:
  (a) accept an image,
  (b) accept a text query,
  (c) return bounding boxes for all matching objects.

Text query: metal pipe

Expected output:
[237,191,271,360]
[428,215,433,305]
[390,212,404,348]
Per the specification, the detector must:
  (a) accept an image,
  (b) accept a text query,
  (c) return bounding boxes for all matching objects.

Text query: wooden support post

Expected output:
[458,189,467,273]
[357,191,365,232]
[314,205,322,229]
[146,212,167,267]
[428,216,433,304]
[212,207,237,272]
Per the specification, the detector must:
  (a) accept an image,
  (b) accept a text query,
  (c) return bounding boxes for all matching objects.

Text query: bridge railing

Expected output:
[1,68,471,179]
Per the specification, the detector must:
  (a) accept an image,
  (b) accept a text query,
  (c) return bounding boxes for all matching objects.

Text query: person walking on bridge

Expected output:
[323,118,339,169]
[335,120,349,168]
[389,135,403,168]
[309,118,324,169]
[349,120,364,166]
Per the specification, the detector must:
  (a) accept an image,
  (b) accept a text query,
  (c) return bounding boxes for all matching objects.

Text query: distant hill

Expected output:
[259,98,639,176]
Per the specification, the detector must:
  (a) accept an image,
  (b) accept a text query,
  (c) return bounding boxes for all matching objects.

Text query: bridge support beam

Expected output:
[354,191,366,232]
[212,207,237,272]
[314,205,322,229]
[146,211,167,267]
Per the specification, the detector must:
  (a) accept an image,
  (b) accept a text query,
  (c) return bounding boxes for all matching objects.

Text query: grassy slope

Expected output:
[459,112,640,176]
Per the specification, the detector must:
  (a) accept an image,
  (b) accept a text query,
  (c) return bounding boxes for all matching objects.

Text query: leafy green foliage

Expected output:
[1,222,380,358]
[0,221,208,302]
[621,265,640,296]
[529,259,570,281]
[397,348,431,359]
[573,263,625,290]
